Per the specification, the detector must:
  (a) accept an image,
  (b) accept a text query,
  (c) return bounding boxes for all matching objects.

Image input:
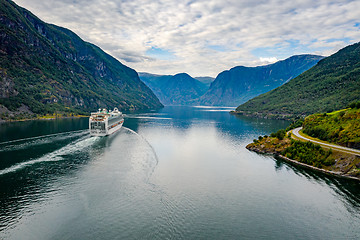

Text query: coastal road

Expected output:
[291,127,360,156]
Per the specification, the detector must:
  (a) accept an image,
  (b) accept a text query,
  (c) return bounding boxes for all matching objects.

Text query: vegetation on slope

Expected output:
[282,140,335,167]
[250,135,335,168]
[248,131,360,178]
[247,108,360,179]
[236,42,360,119]
[303,106,360,149]
[0,0,162,120]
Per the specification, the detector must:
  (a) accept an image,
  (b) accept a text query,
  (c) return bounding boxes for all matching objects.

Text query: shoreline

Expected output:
[230,110,302,120]
[247,145,360,181]
[0,115,89,123]
[276,154,360,181]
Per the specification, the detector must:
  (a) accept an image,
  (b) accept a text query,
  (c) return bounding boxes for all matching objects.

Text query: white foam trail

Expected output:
[123,127,159,165]
[0,136,99,176]
[0,130,89,153]
[0,130,87,145]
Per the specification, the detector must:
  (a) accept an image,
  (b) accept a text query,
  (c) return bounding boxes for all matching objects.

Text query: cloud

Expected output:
[113,50,155,63]
[13,0,360,77]
[259,57,278,64]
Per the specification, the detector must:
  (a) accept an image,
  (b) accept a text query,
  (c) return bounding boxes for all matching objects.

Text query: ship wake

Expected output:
[0,130,88,153]
[0,135,99,176]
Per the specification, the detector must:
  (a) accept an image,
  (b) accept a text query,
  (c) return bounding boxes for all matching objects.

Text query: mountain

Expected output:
[138,72,172,103]
[194,76,215,88]
[0,0,162,119]
[199,55,323,106]
[139,72,208,105]
[235,42,360,119]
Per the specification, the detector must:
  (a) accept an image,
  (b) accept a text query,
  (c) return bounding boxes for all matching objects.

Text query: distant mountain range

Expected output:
[140,55,322,107]
[139,72,208,105]
[194,77,215,87]
[236,42,360,119]
[0,0,162,118]
[199,54,323,106]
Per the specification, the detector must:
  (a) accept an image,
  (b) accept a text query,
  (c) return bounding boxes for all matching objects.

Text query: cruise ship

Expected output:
[89,108,124,136]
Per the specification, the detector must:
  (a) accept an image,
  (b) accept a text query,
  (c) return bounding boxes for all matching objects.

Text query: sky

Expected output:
[13,0,360,77]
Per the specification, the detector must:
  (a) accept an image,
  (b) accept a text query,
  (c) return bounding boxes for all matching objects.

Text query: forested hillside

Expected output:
[236,42,360,119]
[0,0,162,119]
[303,106,360,149]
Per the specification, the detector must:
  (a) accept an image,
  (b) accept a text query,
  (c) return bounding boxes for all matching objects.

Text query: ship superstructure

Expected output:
[89,108,124,136]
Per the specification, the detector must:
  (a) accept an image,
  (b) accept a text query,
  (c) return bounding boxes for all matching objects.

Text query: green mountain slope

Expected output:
[139,72,208,105]
[236,42,360,118]
[303,107,360,149]
[199,54,323,106]
[0,0,162,119]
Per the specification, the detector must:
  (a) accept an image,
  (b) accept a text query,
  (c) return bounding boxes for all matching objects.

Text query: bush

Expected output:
[303,126,329,141]
[323,157,335,166]
[271,129,286,140]
[349,101,360,109]
[285,118,304,132]
[282,140,334,167]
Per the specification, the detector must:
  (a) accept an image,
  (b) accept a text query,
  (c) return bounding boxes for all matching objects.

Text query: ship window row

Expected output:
[91,122,105,130]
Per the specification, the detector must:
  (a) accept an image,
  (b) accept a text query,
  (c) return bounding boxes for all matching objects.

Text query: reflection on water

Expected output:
[274,158,360,211]
[0,106,359,239]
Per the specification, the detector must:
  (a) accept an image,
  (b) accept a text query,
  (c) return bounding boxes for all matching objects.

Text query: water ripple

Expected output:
[0,130,88,153]
[0,136,99,176]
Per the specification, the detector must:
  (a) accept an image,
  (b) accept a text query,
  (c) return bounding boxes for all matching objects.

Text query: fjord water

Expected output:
[0,106,359,239]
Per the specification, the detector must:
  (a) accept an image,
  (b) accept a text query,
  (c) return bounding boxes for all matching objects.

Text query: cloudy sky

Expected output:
[14,0,360,77]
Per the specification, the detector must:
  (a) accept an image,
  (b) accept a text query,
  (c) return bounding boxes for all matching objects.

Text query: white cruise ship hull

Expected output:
[90,120,124,136]
[89,108,124,136]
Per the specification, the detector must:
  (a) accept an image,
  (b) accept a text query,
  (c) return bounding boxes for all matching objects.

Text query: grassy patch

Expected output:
[302,108,360,149]
[326,108,350,115]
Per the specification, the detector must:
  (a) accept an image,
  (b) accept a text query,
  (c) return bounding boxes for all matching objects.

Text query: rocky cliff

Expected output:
[0,0,162,119]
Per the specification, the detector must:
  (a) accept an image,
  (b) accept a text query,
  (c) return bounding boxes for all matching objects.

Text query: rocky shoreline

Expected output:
[246,142,360,181]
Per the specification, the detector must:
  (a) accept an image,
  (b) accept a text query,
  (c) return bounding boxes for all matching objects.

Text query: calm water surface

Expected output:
[0,106,359,239]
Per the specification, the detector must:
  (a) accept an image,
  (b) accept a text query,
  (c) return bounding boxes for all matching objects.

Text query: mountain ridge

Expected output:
[235,42,360,119]
[0,0,162,119]
[199,54,323,106]
[139,72,207,105]
[140,55,322,107]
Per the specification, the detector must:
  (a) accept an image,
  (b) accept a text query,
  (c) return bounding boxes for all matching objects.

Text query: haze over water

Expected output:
[0,106,359,239]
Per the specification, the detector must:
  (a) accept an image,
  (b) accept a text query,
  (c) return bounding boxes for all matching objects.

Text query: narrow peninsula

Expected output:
[246,106,360,181]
